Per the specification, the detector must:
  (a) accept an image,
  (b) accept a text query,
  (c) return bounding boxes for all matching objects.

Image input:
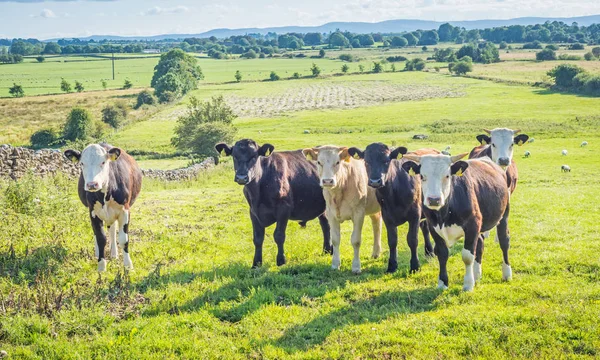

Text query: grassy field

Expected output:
[2,44,600,358]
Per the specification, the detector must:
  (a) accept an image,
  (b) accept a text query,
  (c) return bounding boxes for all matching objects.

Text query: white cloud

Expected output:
[39,8,57,18]
[141,5,189,16]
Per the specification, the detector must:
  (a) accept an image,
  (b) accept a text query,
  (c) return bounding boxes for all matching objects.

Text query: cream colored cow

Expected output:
[303,145,382,274]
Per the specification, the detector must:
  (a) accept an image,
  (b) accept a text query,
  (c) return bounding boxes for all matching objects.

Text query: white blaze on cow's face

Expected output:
[418,155,454,210]
[303,146,350,188]
[484,128,528,169]
[80,145,112,192]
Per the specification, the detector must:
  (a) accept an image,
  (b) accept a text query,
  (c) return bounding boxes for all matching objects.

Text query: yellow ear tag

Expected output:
[70,156,78,163]
[518,140,524,146]
[264,149,271,156]
[397,153,403,159]
[109,153,118,161]
[345,157,351,163]
[481,139,488,145]
[408,168,416,176]
[305,153,313,161]
[353,153,360,160]
[220,149,226,156]
[455,168,463,177]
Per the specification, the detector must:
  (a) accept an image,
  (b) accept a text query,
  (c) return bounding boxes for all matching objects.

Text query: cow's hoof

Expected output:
[97,259,107,273]
[463,276,475,292]
[276,256,286,266]
[352,268,361,275]
[386,265,397,273]
[502,263,512,281]
[323,247,333,255]
[123,253,133,270]
[474,261,482,281]
[425,248,435,258]
[437,279,448,290]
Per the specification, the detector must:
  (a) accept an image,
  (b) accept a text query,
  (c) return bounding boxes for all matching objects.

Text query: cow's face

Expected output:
[303,146,350,188]
[65,144,121,192]
[476,128,529,169]
[402,154,469,210]
[215,139,274,185]
[348,143,406,188]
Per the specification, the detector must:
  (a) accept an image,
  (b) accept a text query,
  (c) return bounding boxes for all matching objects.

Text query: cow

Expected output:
[215,139,331,268]
[64,143,142,272]
[402,154,510,291]
[302,145,382,274]
[347,143,437,274]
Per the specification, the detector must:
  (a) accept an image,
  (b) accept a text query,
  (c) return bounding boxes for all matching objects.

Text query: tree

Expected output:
[329,32,349,48]
[419,30,439,45]
[405,58,426,71]
[151,48,204,101]
[359,34,375,46]
[171,95,237,160]
[310,63,321,77]
[536,48,557,61]
[123,79,133,89]
[241,49,257,59]
[547,64,585,87]
[318,49,326,58]
[60,78,72,93]
[9,83,24,98]
[438,23,455,42]
[341,64,349,73]
[101,102,128,128]
[358,64,365,73]
[36,56,45,63]
[74,81,84,93]
[592,47,600,58]
[450,61,473,75]
[403,33,418,46]
[270,71,280,81]
[584,52,595,61]
[135,90,157,109]
[304,32,323,45]
[235,70,242,82]
[372,62,383,73]
[434,48,457,62]
[101,80,107,90]
[499,41,508,49]
[43,42,61,54]
[391,36,408,47]
[63,107,93,141]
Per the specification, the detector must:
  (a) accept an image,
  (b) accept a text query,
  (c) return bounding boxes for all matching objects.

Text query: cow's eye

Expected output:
[317,161,322,166]
[510,144,514,148]
[101,162,105,166]
[446,175,450,179]
[420,175,426,181]
[335,161,340,165]
[492,143,496,148]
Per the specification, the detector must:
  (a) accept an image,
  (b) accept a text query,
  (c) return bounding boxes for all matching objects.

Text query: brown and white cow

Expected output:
[302,145,382,274]
[64,143,142,272]
[402,154,510,291]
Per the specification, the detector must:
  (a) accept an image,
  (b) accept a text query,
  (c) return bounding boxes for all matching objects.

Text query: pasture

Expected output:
[2,45,600,358]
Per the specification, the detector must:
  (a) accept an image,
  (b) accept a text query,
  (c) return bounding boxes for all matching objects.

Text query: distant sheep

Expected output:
[524,151,531,158]
[581,141,588,147]
[562,150,568,156]
[528,138,535,143]
[561,165,571,172]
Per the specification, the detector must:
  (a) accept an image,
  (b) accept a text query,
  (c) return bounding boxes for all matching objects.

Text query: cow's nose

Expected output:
[235,174,249,184]
[427,196,441,207]
[368,178,383,188]
[322,178,335,187]
[87,182,99,191]
[498,157,510,166]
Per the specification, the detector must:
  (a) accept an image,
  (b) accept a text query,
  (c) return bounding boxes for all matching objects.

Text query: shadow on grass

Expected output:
[0,244,68,285]
[533,88,599,98]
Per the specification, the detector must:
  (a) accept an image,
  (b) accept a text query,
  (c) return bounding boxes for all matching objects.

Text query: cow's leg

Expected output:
[430,228,449,289]
[118,210,133,270]
[497,203,512,281]
[370,212,382,259]
[329,215,342,270]
[318,214,332,255]
[350,211,366,274]
[94,236,99,259]
[273,216,289,266]
[407,214,421,273]
[462,222,480,291]
[250,212,265,268]
[420,219,435,257]
[474,234,484,281]
[90,212,107,272]
[109,222,118,259]
[384,221,398,273]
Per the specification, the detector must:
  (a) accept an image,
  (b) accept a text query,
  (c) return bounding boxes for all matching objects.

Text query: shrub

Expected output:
[234,70,242,83]
[536,48,557,61]
[123,79,133,89]
[358,64,364,73]
[30,129,57,148]
[450,60,473,76]
[421,46,428,51]
[310,63,321,77]
[241,50,257,59]
[386,55,407,62]
[259,53,266,59]
[3,174,41,215]
[9,83,24,98]
[584,52,596,61]
[270,71,280,81]
[158,90,178,104]
[433,48,456,62]
[459,55,473,63]
[74,81,84,93]
[292,72,301,79]
[63,107,93,141]
[547,64,585,87]
[558,54,582,60]
[319,49,326,58]
[339,54,354,62]
[405,58,426,71]
[60,78,72,93]
[584,75,600,95]
[101,80,107,90]
[36,56,45,63]
[341,64,349,73]
[101,102,128,128]
[569,43,585,50]
[592,47,600,58]
[135,90,156,109]
[523,41,543,49]
[372,62,383,73]
[546,44,559,50]
[391,64,396,72]
[499,41,507,49]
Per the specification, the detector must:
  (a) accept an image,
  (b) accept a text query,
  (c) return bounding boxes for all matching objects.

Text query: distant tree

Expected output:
[319,49,326,58]
[569,43,585,50]
[235,70,242,82]
[36,56,45,63]
[499,41,508,49]
[123,79,133,89]
[74,81,84,93]
[547,64,585,87]
[523,41,543,49]
[536,48,557,61]
[546,44,559,51]
[151,48,204,101]
[422,46,428,51]
[60,78,72,93]
[134,90,157,109]
[292,72,301,79]
[438,23,455,42]
[405,58,426,71]
[341,64,349,73]
[359,34,375,46]
[402,33,418,46]
[241,49,257,59]
[270,71,280,81]
[9,83,24,98]
[101,102,128,128]
[304,32,323,45]
[433,48,457,62]
[592,47,600,58]
[584,52,595,61]
[329,32,349,48]
[101,80,107,90]
[450,60,473,75]
[63,107,93,141]
[310,63,321,77]
[419,30,439,45]
[358,64,365,73]
[372,61,383,73]
[43,42,61,54]
[351,39,361,48]
[391,36,408,47]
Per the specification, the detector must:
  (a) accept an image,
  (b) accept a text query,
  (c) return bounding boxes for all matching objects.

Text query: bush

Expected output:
[270,71,280,81]
[9,83,24,98]
[30,129,58,148]
[36,56,45,63]
[536,48,557,61]
[123,79,133,89]
[310,63,321,77]
[372,62,383,73]
[569,43,585,50]
[386,55,407,62]
[341,64,349,73]
[546,44,559,50]
[319,49,326,58]
[60,78,72,93]
[583,75,600,95]
[523,41,543,49]
[3,174,41,215]
[63,107,93,141]
[292,72,301,79]
[135,90,157,109]
[234,70,242,83]
[339,54,354,62]
[547,64,585,87]
[558,54,582,60]
[158,91,178,104]
[391,36,408,48]
[241,50,257,59]
[171,96,237,159]
[101,80,107,90]
[584,52,596,61]
[405,58,426,71]
[499,41,507,49]
[358,64,364,73]
[450,61,473,76]
[101,102,128,128]
[74,81,84,93]
[592,47,600,58]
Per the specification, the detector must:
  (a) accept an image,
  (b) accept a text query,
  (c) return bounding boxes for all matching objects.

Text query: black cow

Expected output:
[64,143,142,272]
[402,154,510,291]
[215,139,331,268]
[348,143,437,273]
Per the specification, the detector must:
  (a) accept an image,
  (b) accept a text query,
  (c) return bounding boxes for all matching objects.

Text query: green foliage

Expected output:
[402,33,418,46]
[372,62,383,73]
[30,128,58,148]
[546,44,559,50]
[329,32,349,47]
[421,46,428,51]
[154,72,182,102]
[318,49,326,58]
[386,56,407,62]
[74,81,84,93]
[134,89,157,109]
[60,78,72,93]
[418,30,439,45]
[269,71,280,81]
[123,79,133,89]
[358,64,365,73]
[547,64,600,95]
[0,53,23,64]
[101,80,107,90]
[63,107,93,141]
[43,42,61,55]
[36,56,45,63]
[151,49,204,100]
[457,43,499,64]
[523,41,543,49]
[310,63,321,77]
[292,72,301,79]
[391,64,396,72]
[584,52,595,61]
[547,64,585,87]
[405,58,426,71]
[536,48,557,61]
[9,83,24,98]
[341,64,349,73]
[101,102,128,128]
[450,60,473,76]
[234,70,243,83]
[558,54,582,61]
[592,47,600,58]
[569,43,585,50]
[499,41,508,49]
[3,174,41,215]
[433,48,457,62]
[241,50,257,59]
[391,36,408,47]
[339,54,354,62]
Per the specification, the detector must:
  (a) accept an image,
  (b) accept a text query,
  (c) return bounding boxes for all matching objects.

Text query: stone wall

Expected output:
[0,145,214,181]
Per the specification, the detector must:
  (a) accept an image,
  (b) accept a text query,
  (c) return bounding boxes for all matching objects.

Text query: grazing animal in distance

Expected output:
[215,139,331,268]
[64,143,142,272]
[561,165,571,172]
[524,151,531,158]
[402,154,510,291]
[581,141,588,147]
[562,150,568,156]
[303,145,382,274]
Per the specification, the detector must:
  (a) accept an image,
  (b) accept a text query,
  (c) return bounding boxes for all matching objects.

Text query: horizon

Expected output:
[1,0,600,39]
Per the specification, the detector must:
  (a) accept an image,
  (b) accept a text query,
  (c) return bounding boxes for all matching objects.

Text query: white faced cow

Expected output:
[64,144,142,272]
[403,154,510,291]
[303,146,382,274]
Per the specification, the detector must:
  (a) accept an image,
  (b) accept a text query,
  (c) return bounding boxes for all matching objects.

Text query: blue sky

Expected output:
[1,0,600,39]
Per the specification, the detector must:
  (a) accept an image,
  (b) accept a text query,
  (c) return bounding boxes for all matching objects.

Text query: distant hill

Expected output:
[45,15,600,41]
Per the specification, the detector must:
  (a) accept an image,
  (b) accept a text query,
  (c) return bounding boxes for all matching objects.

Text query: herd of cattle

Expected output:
[65,128,537,292]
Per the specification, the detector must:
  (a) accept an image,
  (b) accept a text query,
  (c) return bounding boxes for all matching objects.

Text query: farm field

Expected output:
[2,44,600,358]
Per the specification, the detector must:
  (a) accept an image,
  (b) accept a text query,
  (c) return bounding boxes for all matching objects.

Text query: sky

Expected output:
[1,0,600,40]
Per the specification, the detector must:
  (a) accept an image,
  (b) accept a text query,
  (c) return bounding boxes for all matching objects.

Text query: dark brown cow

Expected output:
[215,139,331,268]
[64,143,142,272]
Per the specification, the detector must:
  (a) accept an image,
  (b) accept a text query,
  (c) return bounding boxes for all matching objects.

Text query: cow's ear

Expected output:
[476,135,491,145]
[258,143,274,157]
[451,161,469,177]
[108,147,121,161]
[338,147,351,162]
[348,147,364,160]
[302,148,318,161]
[215,143,232,157]
[390,146,408,160]
[64,149,81,163]
[402,161,420,176]
[514,134,529,146]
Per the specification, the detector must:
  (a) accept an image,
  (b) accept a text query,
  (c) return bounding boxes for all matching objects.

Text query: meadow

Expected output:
[1,43,600,358]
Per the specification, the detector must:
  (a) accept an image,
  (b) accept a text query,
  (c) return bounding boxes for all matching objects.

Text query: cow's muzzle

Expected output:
[321,178,335,188]
[368,178,384,188]
[235,174,249,185]
[498,157,510,167]
[86,182,101,192]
